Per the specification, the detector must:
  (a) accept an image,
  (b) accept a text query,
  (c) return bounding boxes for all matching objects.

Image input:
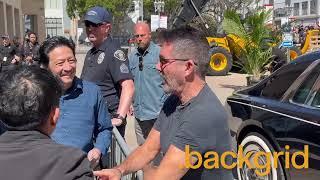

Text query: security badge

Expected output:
[114,50,126,61]
[97,52,105,64]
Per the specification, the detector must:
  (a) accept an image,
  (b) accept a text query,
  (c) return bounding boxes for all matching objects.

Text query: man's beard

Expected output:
[161,73,182,94]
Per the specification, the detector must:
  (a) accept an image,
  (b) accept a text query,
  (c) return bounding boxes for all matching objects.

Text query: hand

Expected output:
[93,168,122,180]
[12,55,20,64]
[25,56,33,63]
[87,148,101,166]
[112,118,123,126]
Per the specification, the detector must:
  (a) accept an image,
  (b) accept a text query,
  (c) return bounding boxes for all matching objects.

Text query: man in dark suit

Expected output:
[0,65,93,180]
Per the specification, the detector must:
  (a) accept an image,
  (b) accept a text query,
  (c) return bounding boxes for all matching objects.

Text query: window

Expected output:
[45,18,63,37]
[302,1,308,15]
[311,91,320,108]
[292,64,320,104]
[294,3,299,16]
[310,0,317,14]
[260,61,312,100]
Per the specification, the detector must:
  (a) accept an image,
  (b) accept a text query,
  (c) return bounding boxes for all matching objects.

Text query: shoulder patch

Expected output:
[120,63,129,73]
[114,50,126,61]
[97,52,105,64]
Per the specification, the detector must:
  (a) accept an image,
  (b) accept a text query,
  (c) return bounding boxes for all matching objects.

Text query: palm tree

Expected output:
[222,9,273,82]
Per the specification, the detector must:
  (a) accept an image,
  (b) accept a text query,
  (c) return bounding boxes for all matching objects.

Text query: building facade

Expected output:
[22,0,45,42]
[274,0,320,26]
[45,0,72,38]
[0,0,23,40]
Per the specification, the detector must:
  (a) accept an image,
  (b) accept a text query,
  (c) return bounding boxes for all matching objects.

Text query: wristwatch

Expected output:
[113,114,126,121]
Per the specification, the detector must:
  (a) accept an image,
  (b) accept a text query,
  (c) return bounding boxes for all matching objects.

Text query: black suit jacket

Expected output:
[0,130,93,180]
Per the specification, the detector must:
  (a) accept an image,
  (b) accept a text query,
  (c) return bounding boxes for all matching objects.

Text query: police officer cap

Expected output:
[84,6,112,24]
[1,34,9,39]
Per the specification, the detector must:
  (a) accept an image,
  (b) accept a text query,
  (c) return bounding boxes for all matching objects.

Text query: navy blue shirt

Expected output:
[81,37,133,111]
[128,42,166,120]
[51,77,112,155]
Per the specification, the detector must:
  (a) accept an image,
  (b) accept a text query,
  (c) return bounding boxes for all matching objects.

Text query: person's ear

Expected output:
[49,107,60,127]
[185,60,194,75]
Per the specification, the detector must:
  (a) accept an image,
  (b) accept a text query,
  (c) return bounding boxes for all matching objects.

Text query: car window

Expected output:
[292,64,320,104]
[260,61,311,100]
[311,91,320,108]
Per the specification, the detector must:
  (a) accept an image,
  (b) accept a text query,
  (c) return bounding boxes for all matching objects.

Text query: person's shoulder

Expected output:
[150,41,160,50]
[81,79,101,92]
[190,86,227,120]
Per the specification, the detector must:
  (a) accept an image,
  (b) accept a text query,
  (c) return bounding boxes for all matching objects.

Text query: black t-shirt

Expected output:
[154,85,233,180]
[81,37,133,112]
[21,43,40,61]
[0,44,16,66]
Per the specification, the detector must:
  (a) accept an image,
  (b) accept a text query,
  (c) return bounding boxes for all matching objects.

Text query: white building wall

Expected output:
[290,0,320,26]
[45,0,64,37]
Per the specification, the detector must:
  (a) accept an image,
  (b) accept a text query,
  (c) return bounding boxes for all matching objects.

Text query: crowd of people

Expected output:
[0,6,233,180]
[0,31,40,72]
[292,24,320,45]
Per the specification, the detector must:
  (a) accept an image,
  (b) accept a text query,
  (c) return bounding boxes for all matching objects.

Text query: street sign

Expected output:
[282,41,293,47]
[283,33,293,41]
[282,33,293,48]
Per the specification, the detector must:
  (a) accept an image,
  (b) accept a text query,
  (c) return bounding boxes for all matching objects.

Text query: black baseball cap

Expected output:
[84,6,112,24]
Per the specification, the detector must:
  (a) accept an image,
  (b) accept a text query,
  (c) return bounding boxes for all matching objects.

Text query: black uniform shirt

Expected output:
[81,37,133,111]
[21,42,40,61]
[0,44,16,66]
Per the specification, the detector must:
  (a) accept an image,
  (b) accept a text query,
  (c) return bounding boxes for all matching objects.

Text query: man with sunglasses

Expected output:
[128,22,166,146]
[94,27,233,180]
[80,6,134,138]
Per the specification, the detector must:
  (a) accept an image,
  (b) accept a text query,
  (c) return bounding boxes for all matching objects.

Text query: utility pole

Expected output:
[141,0,144,21]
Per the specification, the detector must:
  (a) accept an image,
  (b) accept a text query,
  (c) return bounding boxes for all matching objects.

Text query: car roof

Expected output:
[290,50,320,65]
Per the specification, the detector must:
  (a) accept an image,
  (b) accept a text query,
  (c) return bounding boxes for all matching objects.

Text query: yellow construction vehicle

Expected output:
[205,30,320,75]
[173,0,320,75]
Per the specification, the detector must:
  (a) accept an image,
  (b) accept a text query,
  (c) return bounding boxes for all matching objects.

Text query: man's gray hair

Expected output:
[157,26,210,79]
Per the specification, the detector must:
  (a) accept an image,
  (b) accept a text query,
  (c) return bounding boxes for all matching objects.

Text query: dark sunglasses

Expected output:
[159,56,198,67]
[139,56,143,71]
[85,21,103,28]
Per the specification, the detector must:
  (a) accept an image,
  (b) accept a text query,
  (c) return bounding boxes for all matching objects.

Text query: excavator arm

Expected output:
[171,0,210,29]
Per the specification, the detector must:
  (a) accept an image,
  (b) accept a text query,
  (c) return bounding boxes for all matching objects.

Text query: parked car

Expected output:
[227,51,320,180]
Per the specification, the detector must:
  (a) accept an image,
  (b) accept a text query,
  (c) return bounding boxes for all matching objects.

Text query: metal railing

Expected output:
[108,127,143,180]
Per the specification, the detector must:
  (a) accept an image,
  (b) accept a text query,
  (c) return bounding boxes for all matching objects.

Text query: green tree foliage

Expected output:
[66,0,131,19]
[222,9,273,79]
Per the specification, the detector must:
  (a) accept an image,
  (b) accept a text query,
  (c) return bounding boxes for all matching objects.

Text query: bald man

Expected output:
[128,22,167,145]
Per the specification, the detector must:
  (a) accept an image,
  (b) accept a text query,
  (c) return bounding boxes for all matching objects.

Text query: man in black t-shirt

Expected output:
[94,27,233,180]
[21,32,40,65]
[0,35,19,72]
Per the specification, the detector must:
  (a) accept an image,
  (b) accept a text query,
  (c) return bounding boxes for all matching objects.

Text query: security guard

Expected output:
[0,35,18,72]
[80,6,134,138]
